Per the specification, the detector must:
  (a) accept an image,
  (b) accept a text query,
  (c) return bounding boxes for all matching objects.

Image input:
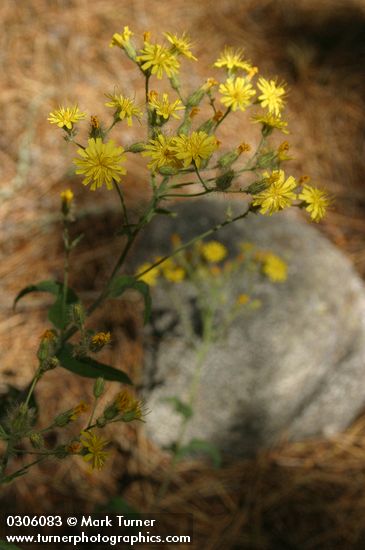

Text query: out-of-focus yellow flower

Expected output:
[115,390,142,420]
[60,189,74,207]
[252,112,289,134]
[80,430,109,471]
[137,262,160,286]
[262,253,288,282]
[214,47,255,73]
[298,185,330,222]
[148,92,184,120]
[73,138,126,191]
[90,332,111,352]
[277,141,292,161]
[219,77,256,112]
[137,43,180,79]
[110,26,133,48]
[251,170,297,215]
[200,241,228,263]
[48,105,86,129]
[70,401,90,421]
[172,131,218,169]
[257,78,286,116]
[105,93,143,126]
[238,142,251,154]
[142,134,178,172]
[161,259,185,283]
[236,293,250,305]
[164,32,197,60]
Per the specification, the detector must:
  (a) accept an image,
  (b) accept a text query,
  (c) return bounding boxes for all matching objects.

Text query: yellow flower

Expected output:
[214,46,256,74]
[48,105,86,129]
[200,241,228,263]
[161,259,185,283]
[142,134,178,172]
[105,93,143,126]
[172,131,218,168]
[60,189,74,205]
[137,262,160,286]
[236,293,250,305]
[110,26,133,48]
[80,430,109,471]
[219,77,256,112]
[115,390,142,420]
[298,185,330,222]
[251,170,297,215]
[252,112,289,134]
[40,329,57,342]
[262,253,288,282]
[257,78,287,116]
[73,138,127,191]
[137,43,180,79]
[70,401,90,421]
[148,92,184,120]
[163,32,197,60]
[90,331,111,352]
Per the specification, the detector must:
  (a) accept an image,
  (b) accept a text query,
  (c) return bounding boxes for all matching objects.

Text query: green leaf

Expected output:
[13,280,79,330]
[0,541,23,550]
[47,287,78,329]
[155,208,177,217]
[176,439,222,468]
[108,275,151,324]
[57,344,132,385]
[163,397,193,419]
[13,280,60,308]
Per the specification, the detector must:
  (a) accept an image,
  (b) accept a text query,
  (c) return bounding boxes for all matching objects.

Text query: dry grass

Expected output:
[1,0,365,548]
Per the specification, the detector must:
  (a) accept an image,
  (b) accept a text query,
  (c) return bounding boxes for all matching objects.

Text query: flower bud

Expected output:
[217,150,240,169]
[216,170,235,191]
[93,377,105,399]
[29,432,44,449]
[128,142,147,153]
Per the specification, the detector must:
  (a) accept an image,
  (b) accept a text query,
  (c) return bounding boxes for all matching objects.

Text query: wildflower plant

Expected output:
[1,28,329,484]
[140,236,288,487]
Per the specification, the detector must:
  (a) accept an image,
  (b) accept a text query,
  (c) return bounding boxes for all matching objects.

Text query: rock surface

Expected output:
[133,198,365,456]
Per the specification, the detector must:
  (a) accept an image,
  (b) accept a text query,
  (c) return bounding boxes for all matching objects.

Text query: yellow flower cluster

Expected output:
[143,131,218,172]
[47,28,329,227]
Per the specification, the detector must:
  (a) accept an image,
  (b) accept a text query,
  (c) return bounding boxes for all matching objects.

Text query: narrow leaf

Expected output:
[109,276,152,324]
[176,439,222,468]
[163,397,193,419]
[57,345,132,385]
[13,280,60,309]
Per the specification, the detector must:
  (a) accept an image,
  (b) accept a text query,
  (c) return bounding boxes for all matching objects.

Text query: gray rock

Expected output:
[134,198,365,456]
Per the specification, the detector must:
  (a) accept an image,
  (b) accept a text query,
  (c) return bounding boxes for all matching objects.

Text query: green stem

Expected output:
[61,221,70,338]
[214,107,231,129]
[155,309,214,503]
[136,207,251,281]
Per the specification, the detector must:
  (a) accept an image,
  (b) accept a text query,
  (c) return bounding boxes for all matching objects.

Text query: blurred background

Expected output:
[1,0,365,547]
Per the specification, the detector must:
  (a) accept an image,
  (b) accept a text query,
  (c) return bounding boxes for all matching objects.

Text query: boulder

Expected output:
[133,198,365,456]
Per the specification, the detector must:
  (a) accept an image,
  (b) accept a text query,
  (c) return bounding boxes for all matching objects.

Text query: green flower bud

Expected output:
[29,432,44,449]
[216,170,235,191]
[128,142,147,153]
[71,303,85,327]
[54,411,72,427]
[217,150,240,169]
[103,404,119,420]
[159,166,178,175]
[96,416,107,428]
[186,88,205,108]
[197,119,215,134]
[169,74,181,92]
[93,377,105,399]
[245,180,268,195]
